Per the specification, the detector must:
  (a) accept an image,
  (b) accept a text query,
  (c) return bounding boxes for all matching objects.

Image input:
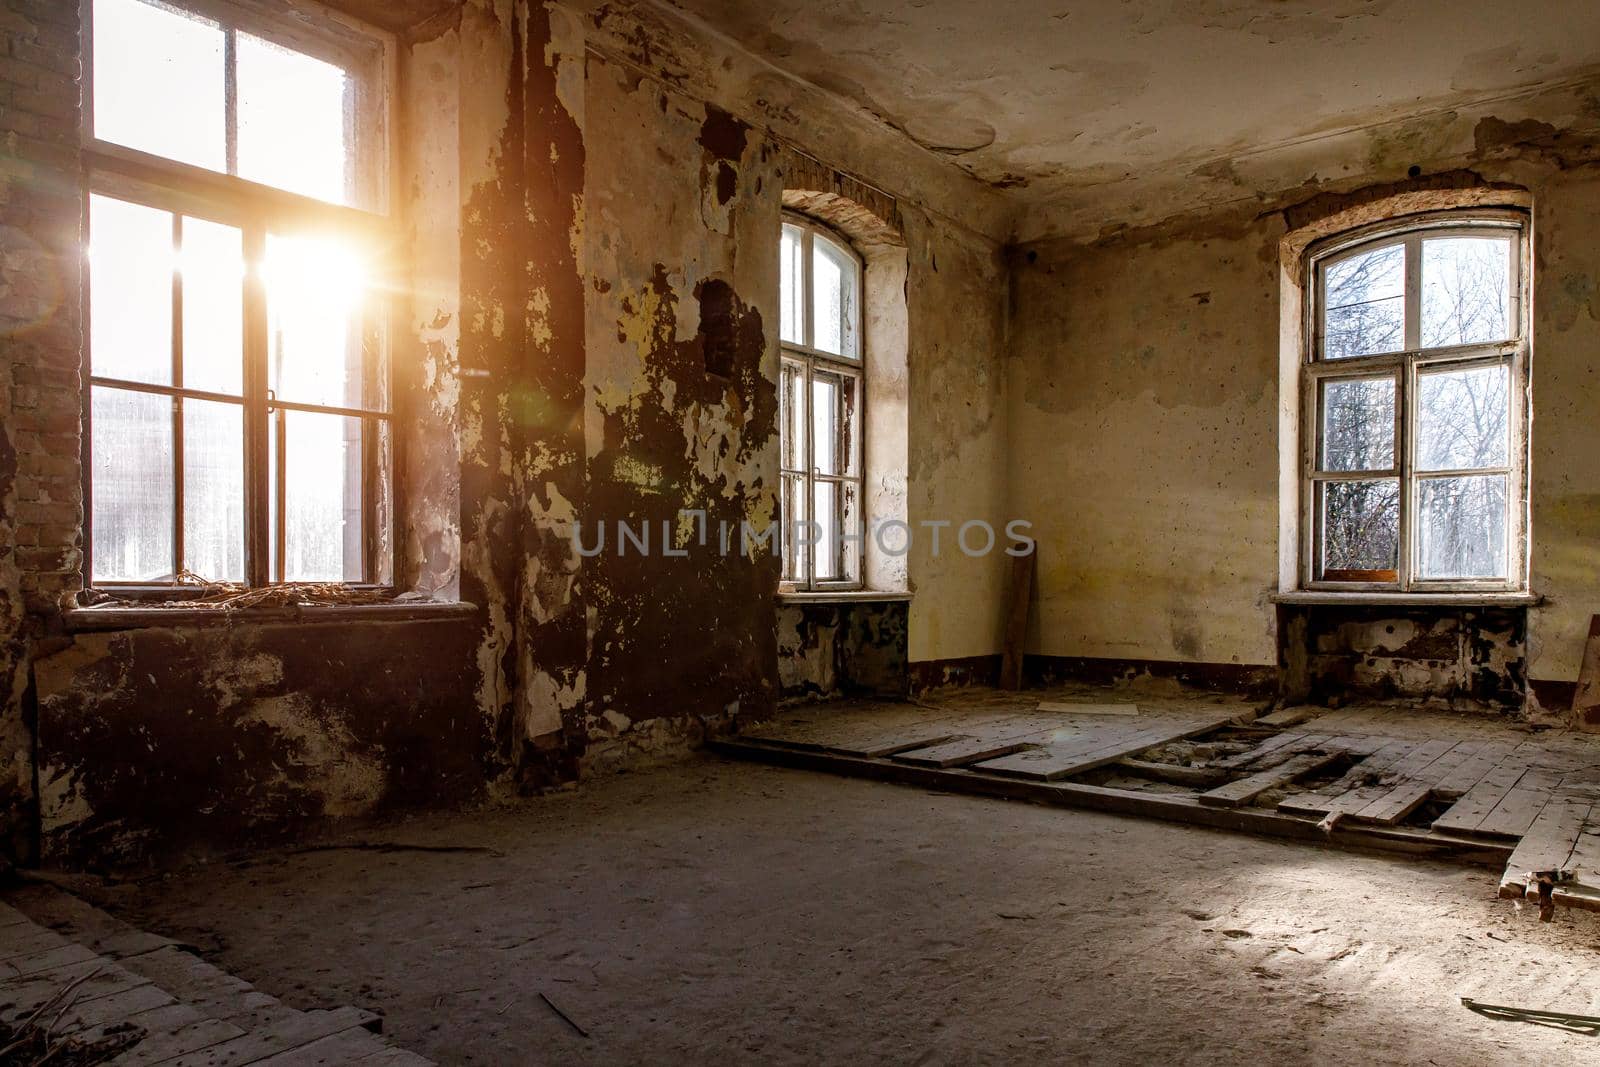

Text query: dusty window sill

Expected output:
[777,590,913,605]
[63,599,479,632]
[1270,591,1542,608]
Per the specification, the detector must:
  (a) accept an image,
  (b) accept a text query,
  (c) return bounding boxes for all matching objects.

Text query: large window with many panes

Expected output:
[1303,211,1529,590]
[83,0,391,589]
[779,214,864,591]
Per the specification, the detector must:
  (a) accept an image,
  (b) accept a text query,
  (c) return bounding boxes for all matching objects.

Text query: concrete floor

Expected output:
[62,755,1600,1065]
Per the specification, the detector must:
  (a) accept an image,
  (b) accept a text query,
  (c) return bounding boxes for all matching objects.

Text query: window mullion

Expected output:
[171,214,185,580]
[803,355,815,590]
[242,223,271,587]
[1403,236,1422,351]
[1398,357,1415,589]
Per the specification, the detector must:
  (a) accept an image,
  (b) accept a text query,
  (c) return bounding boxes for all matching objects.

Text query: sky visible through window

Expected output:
[89,0,372,584]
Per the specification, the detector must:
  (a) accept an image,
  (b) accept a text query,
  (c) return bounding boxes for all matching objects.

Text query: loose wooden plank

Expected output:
[1116,759,1228,788]
[892,735,1037,769]
[1432,752,1535,834]
[1572,613,1600,729]
[890,710,1123,767]
[1433,740,1520,801]
[974,715,1232,781]
[1349,739,1464,825]
[998,550,1034,690]
[1256,706,1321,728]
[1478,766,1568,839]
[1278,738,1419,817]
[1199,750,1345,809]
[1212,730,1308,771]
[1499,789,1594,900]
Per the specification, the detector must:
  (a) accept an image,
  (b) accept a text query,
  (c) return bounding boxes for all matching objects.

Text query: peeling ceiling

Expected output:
[663,0,1600,201]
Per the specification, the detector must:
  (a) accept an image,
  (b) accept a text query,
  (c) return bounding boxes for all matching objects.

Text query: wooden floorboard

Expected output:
[974,715,1233,781]
[1198,750,1343,809]
[1433,751,1536,835]
[1478,766,1568,839]
[732,696,1600,919]
[1278,737,1419,818]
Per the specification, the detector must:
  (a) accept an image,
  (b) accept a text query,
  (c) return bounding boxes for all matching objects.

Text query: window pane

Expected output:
[265,234,373,409]
[812,480,840,581]
[1319,479,1398,578]
[238,33,352,205]
[780,359,805,471]
[279,410,366,582]
[811,368,860,477]
[183,399,244,582]
[1417,363,1509,471]
[811,234,859,358]
[92,387,173,582]
[92,0,226,171]
[1319,377,1394,472]
[781,472,807,582]
[1323,243,1404,360]
[780,224,804,346]
[180,216,244,395]
[1418,475,1507,580]
[1422,236,1512,348]
[89,195,173,386]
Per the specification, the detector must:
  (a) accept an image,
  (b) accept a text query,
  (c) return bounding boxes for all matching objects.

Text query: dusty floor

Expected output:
[59,755,1600,1065]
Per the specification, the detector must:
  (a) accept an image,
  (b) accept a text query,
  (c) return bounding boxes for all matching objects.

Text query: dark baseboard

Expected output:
[908,655,1002,694]
[1530,679,1577,712]
[1025,655,1278,699]
[909,653,1276,699]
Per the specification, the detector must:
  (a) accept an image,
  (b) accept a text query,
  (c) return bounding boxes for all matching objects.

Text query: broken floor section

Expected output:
[719,686,1600,921]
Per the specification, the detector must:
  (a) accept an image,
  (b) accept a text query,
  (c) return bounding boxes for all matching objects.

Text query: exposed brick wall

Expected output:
[1,0,85,861]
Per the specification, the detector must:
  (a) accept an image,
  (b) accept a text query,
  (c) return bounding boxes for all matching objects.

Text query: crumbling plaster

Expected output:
[18,0,1014,866]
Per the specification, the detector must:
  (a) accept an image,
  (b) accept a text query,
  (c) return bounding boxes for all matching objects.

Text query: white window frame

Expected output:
[80,0,396,593]
[779,213,866,592]
[1300,209,1531,593]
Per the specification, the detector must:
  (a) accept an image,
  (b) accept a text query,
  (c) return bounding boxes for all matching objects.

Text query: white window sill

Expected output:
[1270,591,1541,608]
[777,590,913,605]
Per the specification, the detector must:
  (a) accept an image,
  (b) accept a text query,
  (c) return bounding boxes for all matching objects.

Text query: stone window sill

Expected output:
[63,599,479,632]
[1270,591,1542,608]
[777,590,913,605]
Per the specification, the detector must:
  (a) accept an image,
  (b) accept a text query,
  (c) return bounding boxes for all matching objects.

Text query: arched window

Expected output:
[779,214,865,590]
[1302,210,1529,590]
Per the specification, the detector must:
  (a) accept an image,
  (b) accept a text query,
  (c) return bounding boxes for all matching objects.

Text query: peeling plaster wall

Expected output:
[10,0,1013,867]
[1010,95,1600,703]
[777,601,909,703]
[34,618,487,866]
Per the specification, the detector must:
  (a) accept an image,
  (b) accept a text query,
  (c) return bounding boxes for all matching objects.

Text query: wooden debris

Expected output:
[1256,706,1320,729]
[998,551,1035,690]
[1572,613,1600,731]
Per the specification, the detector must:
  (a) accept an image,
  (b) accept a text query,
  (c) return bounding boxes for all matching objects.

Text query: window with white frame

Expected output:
[84,0,392,590]
[1303,211,1529,590]
[779,214,864,590]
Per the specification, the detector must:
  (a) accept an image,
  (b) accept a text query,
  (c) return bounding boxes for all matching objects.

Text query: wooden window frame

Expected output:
[779,213,866,592]
[80,0,396,595]
[1300,209,1531,594]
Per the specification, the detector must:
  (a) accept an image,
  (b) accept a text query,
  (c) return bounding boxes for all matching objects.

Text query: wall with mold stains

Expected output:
[1010,97,1600,705]
[8,0,1014,867]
